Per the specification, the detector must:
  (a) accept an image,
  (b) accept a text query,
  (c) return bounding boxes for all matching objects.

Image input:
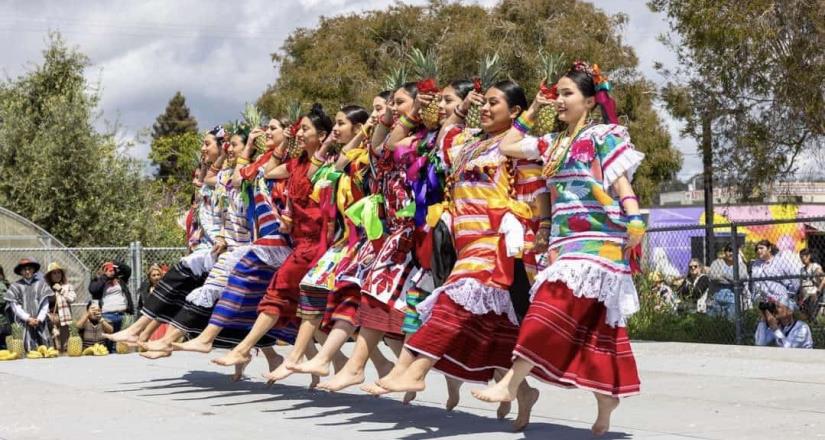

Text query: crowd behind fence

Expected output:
[0,243,187,318]
[641,216,825,348]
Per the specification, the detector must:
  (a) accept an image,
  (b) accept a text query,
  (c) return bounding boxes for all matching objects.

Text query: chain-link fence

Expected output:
[0,243,186,319]
[638,216,825,348]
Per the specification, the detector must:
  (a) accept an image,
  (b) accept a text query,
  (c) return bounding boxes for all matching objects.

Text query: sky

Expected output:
[0,0,702,180]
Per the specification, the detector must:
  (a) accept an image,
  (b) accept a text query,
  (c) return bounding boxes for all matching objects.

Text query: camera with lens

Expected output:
[758,301,777,314]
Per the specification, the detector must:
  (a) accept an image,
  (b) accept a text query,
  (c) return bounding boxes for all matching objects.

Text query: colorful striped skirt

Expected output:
[513,281,641,398]
[141,259,208,324]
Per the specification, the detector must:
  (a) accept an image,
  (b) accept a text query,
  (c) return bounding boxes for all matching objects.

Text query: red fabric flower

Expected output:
[537,138,550,156]
[567,214,592,232]
[289,119,301,136]
[539,81,558,99]
[472,77,482,93]
[570,138,596,163]
[417,78,439,94]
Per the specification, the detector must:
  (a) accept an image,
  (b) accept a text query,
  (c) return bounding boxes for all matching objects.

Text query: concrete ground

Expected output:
[1,341,823,440]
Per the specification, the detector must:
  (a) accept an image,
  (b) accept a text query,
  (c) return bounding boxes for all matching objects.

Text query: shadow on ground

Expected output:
[109,370,631,440]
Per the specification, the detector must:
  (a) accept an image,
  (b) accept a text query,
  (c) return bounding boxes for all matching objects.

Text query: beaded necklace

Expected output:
[541,123,589,178]
[444,131,507,204]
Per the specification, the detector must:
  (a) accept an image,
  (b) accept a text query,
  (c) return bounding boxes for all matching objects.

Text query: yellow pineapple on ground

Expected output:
[9,322,24,358]
[67,323,83,357]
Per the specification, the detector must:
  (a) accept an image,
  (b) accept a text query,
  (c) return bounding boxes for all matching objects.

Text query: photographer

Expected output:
[88,261,134,349]
[755,297,813,349]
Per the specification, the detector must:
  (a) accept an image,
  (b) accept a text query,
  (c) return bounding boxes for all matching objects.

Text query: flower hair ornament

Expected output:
[571,60,618,124]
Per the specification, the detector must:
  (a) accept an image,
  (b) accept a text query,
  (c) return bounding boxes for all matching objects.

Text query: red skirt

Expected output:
[514,281,641,397]
[358,295,404,340]
[406,294,519,383]
[257,241,318,327]
[320,284,361,332]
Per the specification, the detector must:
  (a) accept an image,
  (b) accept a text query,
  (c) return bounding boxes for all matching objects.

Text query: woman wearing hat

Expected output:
[45,262,77,353]
[3,258,53,351]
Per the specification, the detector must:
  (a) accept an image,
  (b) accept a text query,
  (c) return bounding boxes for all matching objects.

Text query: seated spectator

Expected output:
[76,302,113,348]
[0,265,10,289]
[650,272,677,312]
[750,239,801,304]
[89,261,134,349]
[708,244,749,319]
[676,258,709,313]
[0,273,9,350]
[798,248,824,319]
[45,262,77,353]
[3,258,53,351]
[136,264,163,315]
[754,296,813,348]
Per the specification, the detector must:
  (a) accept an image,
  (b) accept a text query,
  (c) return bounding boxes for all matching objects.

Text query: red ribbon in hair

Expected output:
[595,90,618,124]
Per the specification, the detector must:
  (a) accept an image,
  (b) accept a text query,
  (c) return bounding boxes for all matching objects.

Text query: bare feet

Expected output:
[263,360,295,385]
[289,356,331,377]
[446,378,462,411]
[231,360,251,382]
[360,382,389,396]
[309,374,320,390]
[513,387,539,432]
[592,394,619,437]
[402,391,417,405]
[139,350,171,360]
[496,402,512,420]
[318,368,365,392]
[171,337,213,353]
[375,372,425,393]
[471,381,517,403]
[212,349,251,367]
[138,339,175,353]
[264,352,284,373]
[105,328,139,343]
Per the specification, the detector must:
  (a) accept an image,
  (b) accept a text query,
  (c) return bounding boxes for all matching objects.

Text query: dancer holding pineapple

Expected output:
[471,61,645,437]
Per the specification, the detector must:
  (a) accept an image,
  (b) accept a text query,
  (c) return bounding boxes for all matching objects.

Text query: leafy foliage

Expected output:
[150,92,198,181]
[258,0,681,205]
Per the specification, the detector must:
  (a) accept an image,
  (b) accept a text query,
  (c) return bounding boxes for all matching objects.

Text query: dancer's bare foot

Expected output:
[231,360,251,382]
[139,350,171,360]
[309,374,320,390]
[446,378,461,411]
[139,339,174,353]
[471,381,517,403]
[513,387,539,432]
[105,328,139,343]
[289,356,331,377]
[318,368,365,392]
[360,382,389,396]
[592,394,619,437]
[376,372,425,393]
[212,349,251,367]
[263,360,294,384]
[171,337,213,353]
[496,401,512,420]
[264,352,284,372]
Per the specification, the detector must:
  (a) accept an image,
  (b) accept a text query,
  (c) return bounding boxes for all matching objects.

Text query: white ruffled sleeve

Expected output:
[591,124,645,188]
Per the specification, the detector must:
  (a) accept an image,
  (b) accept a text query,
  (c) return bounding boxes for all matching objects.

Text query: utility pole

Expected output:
[702,110,715,265]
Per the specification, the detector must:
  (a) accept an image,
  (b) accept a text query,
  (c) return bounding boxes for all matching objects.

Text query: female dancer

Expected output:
[211,105,332,379]
[471,61,645,437]
[369,80,541,431]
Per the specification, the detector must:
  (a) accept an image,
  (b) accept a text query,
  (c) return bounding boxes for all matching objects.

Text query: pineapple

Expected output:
[286,101,303,159]
[383,65,408,93]
[533,51,565,135]
[408,48,440,129]
[115,315,134,354]
[67,323,83,357]
[242,103,267,153]
[9,322,24,358]
[467,53,503,129]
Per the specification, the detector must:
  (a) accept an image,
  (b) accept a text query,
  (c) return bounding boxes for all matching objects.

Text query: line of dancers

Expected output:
[106,59,645,436]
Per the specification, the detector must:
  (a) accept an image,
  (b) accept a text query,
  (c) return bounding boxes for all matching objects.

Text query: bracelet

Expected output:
[512,114,535,134]
[454,106,467,119]
[621,195,639,206]
[310,154,324,167]
[627,218,646,236]
[236,157,250,165]
[398,114,417,130]
[359,127,370,138]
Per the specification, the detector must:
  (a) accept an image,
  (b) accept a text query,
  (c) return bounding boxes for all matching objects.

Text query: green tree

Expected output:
[649,0,825,200]
[0,33,183,246]
[150,91,198,181]
[258,0,681,205]
[149,131,202,187]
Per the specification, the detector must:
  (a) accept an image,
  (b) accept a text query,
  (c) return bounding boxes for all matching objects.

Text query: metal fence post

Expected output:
[130,241,142,306]
[731,223,744,345]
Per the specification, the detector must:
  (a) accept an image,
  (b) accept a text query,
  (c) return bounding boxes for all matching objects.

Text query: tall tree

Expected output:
[649,0,825,200]
[150,91,199,181]
[0,33,181,246]
[258,0,681,205]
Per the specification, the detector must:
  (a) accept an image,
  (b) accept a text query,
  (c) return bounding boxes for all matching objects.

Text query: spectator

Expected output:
[136,264,163,315]
[3,258,53,351]
[708,244,749,319]
[750,239,801,304]
[649,272,677,312]
[76,302,113,348]
[0,274,9,349]
[676,258,709,313]
[88,261,134,349]
[798,248,824,319]
[45,262,77,353]
[754,296,813,348]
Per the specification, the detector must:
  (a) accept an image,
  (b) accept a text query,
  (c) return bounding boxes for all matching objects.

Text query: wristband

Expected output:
[310,154,324,167]
[621,195,639,206]
[236,157,250,166]
[398,114,417,130]
[627,218,646,236]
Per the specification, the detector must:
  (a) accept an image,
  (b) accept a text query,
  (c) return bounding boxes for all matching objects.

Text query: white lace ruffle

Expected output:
[417,277,519,326]
[585,124,645,188]
[530,259,639,327]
